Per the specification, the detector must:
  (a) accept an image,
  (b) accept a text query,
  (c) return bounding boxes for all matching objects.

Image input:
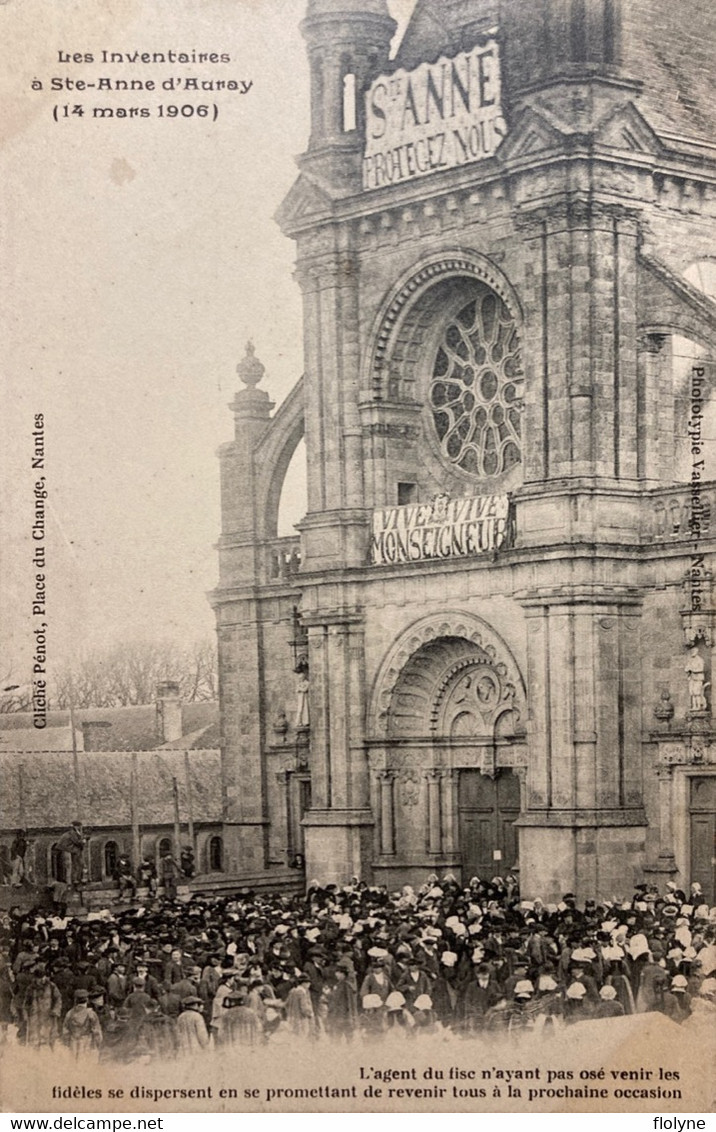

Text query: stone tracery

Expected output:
[430,288,523,477]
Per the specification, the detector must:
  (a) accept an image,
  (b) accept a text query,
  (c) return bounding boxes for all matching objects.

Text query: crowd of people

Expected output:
[1,873,715,1060]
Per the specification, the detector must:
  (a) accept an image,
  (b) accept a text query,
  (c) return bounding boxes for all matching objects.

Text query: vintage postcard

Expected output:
[1,0,715,1116]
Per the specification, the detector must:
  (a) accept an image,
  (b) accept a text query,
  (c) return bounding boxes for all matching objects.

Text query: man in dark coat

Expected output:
[462,964,502,1032]
[55,822,85,888]
[325,964,357,1040]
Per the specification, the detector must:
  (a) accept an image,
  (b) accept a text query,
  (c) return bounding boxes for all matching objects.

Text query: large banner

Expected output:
[371,493,510,565]
[363,39,507,191]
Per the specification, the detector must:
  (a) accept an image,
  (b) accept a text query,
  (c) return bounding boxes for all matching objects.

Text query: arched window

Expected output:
[103,840,119,878]
[157,837,172,867]
[208,836,223,872]
[430,287,522,477]
[342,72,357,132]
[50,844,67,883]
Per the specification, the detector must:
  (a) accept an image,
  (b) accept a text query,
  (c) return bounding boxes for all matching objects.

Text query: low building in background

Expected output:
[0,688,226,898]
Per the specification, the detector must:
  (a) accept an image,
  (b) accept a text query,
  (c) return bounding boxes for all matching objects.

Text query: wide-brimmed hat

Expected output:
[386,991,406,1011]
[413,994,433,1011]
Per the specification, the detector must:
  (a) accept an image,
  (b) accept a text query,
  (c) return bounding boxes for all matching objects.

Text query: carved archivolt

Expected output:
[368,611,526,739]
[365,250,524,399]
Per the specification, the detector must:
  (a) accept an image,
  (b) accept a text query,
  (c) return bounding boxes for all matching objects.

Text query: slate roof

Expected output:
[0,727,75,753]
[0,703,219,751]
[394,0,716,146]
[0,749,222,830]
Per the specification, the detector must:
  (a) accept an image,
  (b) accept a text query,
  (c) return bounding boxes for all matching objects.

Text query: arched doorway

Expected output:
[103,840,119,879]
[370,613,527,882]
[157,837,172,871]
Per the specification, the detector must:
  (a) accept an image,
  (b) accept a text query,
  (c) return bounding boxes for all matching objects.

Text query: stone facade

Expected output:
[211,0,716,901]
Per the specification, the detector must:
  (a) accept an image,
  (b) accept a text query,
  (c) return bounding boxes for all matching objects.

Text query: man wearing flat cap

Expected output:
[176,995,209,1055]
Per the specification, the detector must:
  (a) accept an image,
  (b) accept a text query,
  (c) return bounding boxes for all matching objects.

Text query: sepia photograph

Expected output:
[0,0,715,1116]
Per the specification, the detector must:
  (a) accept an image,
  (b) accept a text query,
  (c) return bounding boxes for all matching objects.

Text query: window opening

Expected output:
[209,836,223,872]
[343,72,357,132]
[398,482,418,505]
[430,288,522,477]
[104,840,118,877]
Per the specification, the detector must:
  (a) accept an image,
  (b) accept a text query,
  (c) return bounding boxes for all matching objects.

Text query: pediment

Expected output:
[275,174,334,233]
[498,107,568,162]
[594,101,662,156]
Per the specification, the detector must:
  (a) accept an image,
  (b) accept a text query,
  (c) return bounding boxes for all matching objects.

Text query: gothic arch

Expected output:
[253,376,305,539]
[368,610,526,739]
[363,249,524,400]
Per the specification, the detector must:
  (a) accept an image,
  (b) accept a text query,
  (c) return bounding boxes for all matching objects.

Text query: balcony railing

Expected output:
[647,481,714,542]
[264,537,302,583]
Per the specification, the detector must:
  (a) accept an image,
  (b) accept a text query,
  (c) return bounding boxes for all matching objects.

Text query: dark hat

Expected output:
[74,989,89,1001]
[182,995,203,1007]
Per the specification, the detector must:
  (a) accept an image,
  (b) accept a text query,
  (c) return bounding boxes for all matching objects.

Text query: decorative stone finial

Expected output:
[237,341,265,387]
[654,688,674,725]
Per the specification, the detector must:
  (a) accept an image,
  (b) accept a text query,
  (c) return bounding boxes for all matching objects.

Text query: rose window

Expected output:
[430,289,522,477]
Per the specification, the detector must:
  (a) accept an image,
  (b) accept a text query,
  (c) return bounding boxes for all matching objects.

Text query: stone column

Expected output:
[377,771,396,856]
[216,612,268,875]
[275,770,292,864]
[213,345,275,878]
[426,770,442,855]
[441,769,458,856]
[294,253,369,571]
[517,589,647,900]
[518,201,640,487]
[301,613,374,884]
[655,764,677,872]
[307,624,330,809]
[640,333,673,485]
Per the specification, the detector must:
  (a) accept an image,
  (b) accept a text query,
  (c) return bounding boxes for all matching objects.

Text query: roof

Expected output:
[0,702,219,751]
[0,749,222,830]
[0,727,75,753]
[393,0,716,146]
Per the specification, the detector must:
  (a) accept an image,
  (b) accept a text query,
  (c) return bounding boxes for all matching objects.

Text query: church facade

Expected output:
[211,0,716,901]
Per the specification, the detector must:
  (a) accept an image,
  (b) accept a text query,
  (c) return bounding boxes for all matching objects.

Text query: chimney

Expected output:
[81,720,113,752]
[156,680,183,743]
